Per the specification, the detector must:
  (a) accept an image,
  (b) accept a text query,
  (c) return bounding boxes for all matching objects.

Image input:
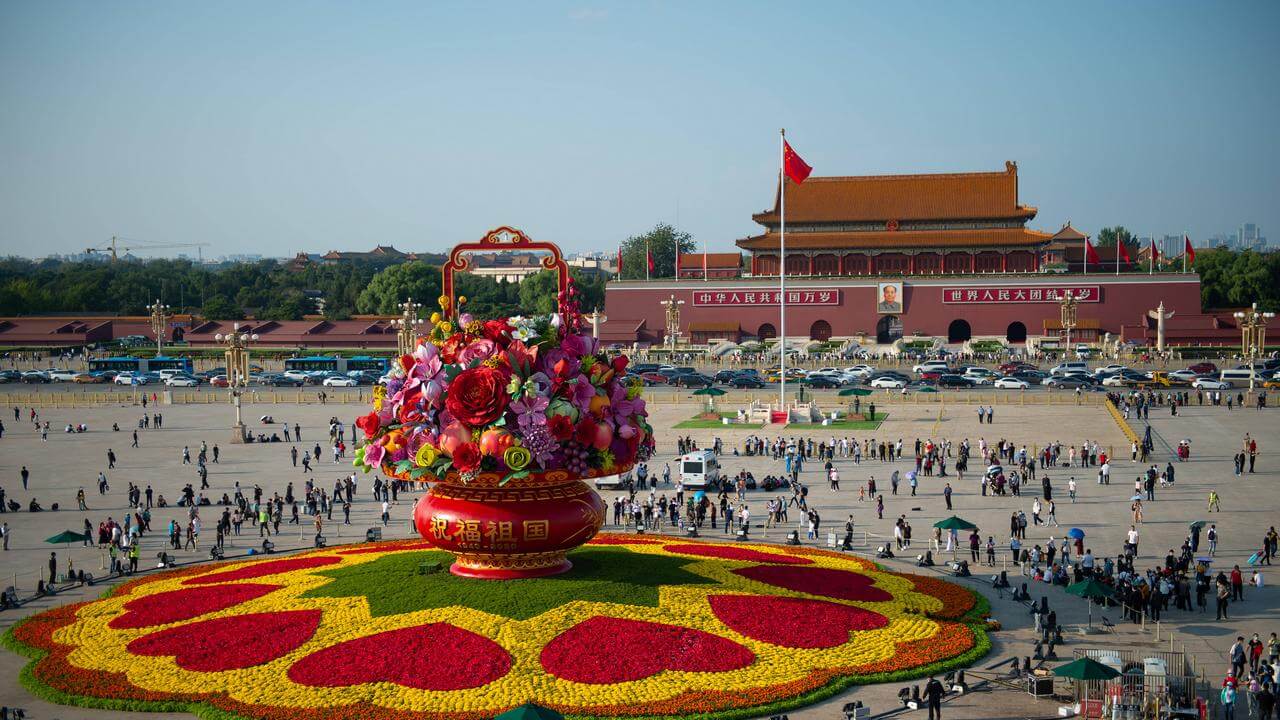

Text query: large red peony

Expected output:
[445,366,510,427]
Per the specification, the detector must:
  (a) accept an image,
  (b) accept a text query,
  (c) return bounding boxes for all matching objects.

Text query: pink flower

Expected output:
[457,339,497,366]
[364,442,386,468]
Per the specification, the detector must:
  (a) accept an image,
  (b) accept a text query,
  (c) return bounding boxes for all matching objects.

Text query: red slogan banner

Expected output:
[942,285,1100,304]
[691,290,841,306]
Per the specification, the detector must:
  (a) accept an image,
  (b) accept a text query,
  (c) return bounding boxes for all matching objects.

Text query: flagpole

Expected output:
[1149,235,1153,275]
[778,128,787,413]
[1183,234,1187,274]
[1115,236,1120,276]
[1082,235,1087,275]
[646,239,651,281]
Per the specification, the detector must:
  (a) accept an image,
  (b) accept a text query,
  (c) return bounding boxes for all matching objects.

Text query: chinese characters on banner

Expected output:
[691,290,841,307]
[428,516,543,550]
[941,286,1101,304]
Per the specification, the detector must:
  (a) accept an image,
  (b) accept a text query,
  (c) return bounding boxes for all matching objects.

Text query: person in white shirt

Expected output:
[380,500,390,526]
[1068,477,1078,502]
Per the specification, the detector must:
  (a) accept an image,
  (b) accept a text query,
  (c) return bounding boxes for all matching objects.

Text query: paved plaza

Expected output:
[0,391,1275,719]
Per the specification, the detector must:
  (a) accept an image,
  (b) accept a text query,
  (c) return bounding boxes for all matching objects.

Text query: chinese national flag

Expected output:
[1085,240,1101,266]
[1184,235,1196,264]
[617,247,623,275]
[1118,241,1131,264]
[646,248,655,273]
[1150,237,1160,262]
[783,140,812,184]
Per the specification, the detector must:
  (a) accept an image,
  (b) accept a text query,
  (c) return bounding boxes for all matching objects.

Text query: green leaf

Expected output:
[499,470,530,486]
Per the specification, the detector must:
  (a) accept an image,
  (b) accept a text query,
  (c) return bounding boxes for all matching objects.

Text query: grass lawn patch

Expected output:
[675,411,764,429]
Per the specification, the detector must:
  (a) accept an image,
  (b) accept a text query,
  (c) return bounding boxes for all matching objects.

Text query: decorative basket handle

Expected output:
[440,227,569,319]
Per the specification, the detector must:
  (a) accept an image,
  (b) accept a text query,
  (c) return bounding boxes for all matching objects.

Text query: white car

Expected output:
[1192,378,1229,390]
[870,376,906,389]
[322,376,358,387]
[1101,375,1129,387]
[1168,369,1198,382]
[1096,364,1127,375]
[47,369,79,381]
[114,372,147,385]
[993,377,1029,389]
[844,365,876,378]
[165,375,199,387]
[282,370,310,382]
[912,361,950,373]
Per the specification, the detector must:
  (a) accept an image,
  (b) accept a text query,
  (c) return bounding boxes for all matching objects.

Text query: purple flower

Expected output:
[570,374,597,409]
[510,395,549,428]
[561,332,597,358]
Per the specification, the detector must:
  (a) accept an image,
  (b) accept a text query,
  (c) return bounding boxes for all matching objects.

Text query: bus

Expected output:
[88,356,194,374]
[283,355,389,375]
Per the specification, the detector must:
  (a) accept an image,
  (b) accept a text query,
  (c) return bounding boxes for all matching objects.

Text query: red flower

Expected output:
[355,411,382,439]
[397,404,424,425]
[611,355,628,374]
[452,442,482,473]
[547,414,574,440]
[397,354,415,373]
[482,319,512,343]
[445,366,510,427]
[440,333,466,364]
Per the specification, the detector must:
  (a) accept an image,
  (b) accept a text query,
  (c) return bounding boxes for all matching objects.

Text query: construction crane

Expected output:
[86,236,212,263]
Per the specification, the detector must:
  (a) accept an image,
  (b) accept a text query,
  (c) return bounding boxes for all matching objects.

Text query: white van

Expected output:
[594,469,630,490]
[1219,369,1256,388]
[1050,361,1089,376]
[679,450,721,489]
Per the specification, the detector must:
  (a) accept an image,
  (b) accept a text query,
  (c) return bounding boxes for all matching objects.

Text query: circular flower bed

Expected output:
[5,535,991,720]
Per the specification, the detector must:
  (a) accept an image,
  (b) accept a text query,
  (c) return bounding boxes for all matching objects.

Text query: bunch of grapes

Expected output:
[562,440,591,475]
[521,424,558,467]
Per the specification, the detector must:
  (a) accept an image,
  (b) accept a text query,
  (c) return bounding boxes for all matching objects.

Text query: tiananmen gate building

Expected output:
[600,162,1239,349]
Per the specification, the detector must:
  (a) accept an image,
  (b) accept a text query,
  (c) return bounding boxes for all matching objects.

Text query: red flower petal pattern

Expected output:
[127,610,321,671]
[109,583,281,629]
[708,594,888,648]
[182,556,341,586]
[732,565,893,602]
[288,623,511,691]
[540,616,755,684]
[662,544,814,565]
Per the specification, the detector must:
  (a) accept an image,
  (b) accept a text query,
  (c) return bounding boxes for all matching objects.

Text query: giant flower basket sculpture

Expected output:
[355,227,653,578]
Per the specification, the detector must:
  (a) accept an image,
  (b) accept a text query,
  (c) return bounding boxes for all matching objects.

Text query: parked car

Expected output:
[993,377,1029,389]
[870,376,907,389]
[322,376,358,387]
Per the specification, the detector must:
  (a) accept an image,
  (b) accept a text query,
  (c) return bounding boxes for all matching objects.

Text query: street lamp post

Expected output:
[1233,302,1274,396]
[391,298,425,357]
[659,294,684,353]
[1059,289,1079,354]
[585,310,607,340]
[215,323,259,443]
[147,299,172,357]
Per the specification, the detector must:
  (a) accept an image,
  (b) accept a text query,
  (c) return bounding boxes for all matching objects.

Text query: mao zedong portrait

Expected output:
[877,283,903,314]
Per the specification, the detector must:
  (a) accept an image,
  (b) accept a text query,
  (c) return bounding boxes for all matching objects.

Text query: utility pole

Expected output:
[215,323,258,442]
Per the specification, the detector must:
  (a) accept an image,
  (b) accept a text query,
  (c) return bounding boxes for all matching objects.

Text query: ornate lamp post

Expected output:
[1233,302,1274,395]
[215,323,258,443]
[391,298,425,356]
[659,294,684,352]
[585,310,606,340]
[1059,289,1079,353]
[147,299,172,357]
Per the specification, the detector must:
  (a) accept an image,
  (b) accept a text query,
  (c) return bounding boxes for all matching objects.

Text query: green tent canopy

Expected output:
[1052,656,1121,681]
[495,704,565,720]
[933,516,978,531]
[45,530,90,545]
[838,387,872,396]
[691,387,727,396]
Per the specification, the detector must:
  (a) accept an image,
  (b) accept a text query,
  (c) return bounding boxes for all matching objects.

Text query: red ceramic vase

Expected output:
[412,468,611,579]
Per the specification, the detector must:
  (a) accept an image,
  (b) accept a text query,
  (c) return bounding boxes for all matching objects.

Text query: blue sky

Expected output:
[1,1,1277,258]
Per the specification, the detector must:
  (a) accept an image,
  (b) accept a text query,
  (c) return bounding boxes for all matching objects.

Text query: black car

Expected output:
[20,371,50,383]
[672,373,714,388]
[936,374,974,388]
[803,376,841,389]
[0,370,21,383]
[713,370,740,383]
[729,375,767,389]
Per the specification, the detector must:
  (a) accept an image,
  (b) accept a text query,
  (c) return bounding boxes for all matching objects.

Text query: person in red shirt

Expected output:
[1230,565,1244,601]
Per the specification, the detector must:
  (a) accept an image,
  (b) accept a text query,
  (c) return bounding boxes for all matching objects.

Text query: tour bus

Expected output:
[679,450,721,489]
[88,356,194,375]
[283,355,389,375]
[1218,368,1257,388]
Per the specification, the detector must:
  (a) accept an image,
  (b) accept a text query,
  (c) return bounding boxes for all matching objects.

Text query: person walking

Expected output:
[1209,490,1221,512]
[21,466,28,490]
[924,675,945,720]
[107,449,116,469]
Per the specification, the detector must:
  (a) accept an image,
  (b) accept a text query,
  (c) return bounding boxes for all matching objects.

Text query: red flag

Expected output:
[617,247,623,275]
[646,248,655,274]
[1085,240,1101,266]
[783,140,812,184]
[1118,241,1131,264]
[1184,235,1196,264]
[1150,237,1160,262]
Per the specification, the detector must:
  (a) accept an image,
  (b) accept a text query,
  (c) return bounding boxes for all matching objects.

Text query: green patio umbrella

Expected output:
[45,530,90,546]
[1188,520,1208,531]
[918,386,939,393]
[838,387,872,396]
[1065,578,1115,628]
[495,704,565,720]
[692,386,727,411]
[933,516,978,531]
[1053,656,1121,713]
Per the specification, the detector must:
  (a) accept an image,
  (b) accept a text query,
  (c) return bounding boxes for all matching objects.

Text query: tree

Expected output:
[357,262,442,314]
[618,223,695,280]
[1094,226,1133,249]
[515,268,607,316]
[202,297,244,320]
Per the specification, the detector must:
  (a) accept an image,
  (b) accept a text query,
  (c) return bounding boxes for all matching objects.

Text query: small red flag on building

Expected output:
[1085,239,1101,266]
[783,140,812,184]
[1118,241,1131,264]
[646,247,655,274]
[616,247,623,275]
[1184,235,1195,264]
